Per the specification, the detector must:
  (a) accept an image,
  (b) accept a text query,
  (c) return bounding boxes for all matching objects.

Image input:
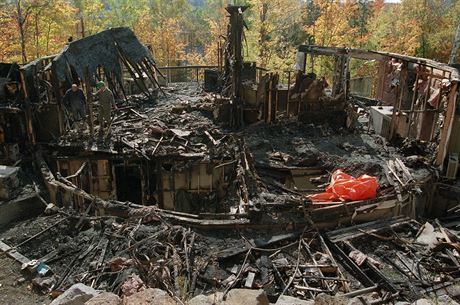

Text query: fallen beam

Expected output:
[0,241,31,265]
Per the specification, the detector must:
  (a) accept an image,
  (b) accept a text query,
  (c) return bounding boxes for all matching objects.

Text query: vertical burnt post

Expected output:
[332,53,349,96]
[84,67,94,137]
[50,61,65,136]
[19,69,35,145]
[224,5,248,128]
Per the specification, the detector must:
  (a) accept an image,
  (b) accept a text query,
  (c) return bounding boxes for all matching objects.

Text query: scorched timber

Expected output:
[37,153,256,227]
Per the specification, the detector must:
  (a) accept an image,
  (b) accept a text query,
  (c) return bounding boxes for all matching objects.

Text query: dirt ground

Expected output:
[0,256,50,305]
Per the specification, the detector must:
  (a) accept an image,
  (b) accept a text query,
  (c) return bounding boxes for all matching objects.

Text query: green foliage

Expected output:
[0,0,459,69]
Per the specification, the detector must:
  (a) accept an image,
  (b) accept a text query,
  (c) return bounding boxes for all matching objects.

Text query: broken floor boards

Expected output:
[324,216,460,301]
[216,231,302,260]
[0,240,30,265]
[327,216,417,242]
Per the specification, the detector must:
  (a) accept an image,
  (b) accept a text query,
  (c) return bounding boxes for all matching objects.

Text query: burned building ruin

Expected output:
[1,7,460,305]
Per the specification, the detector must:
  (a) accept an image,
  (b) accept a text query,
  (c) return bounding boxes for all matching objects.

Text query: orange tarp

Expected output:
[308,170,379,202]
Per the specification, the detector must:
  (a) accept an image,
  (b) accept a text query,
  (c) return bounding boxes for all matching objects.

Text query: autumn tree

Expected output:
[304,0,361,48]
[0,6,19,62]
[241,0,307,71]
[0,0,459,68]
[30,0,76,58]
[0,0,76,63]
[136,0,192,66]
[74,0,110,36]
[195,0,228,65]
[10,0,49,63]
[367,0,460,62]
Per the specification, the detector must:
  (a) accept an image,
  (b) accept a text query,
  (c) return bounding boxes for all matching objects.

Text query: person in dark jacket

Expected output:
[63,83,86,124]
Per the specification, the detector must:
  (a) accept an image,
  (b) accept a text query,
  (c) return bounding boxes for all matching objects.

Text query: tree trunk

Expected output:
[46,23,51,53]
[258,2,269,68]
[34,12,39,59]
[16,0,28,64]
[80,15,85,38]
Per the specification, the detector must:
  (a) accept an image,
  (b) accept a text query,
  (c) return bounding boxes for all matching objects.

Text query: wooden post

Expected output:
[406,70,420,138]
[50,61,65,135]
[417,68,434,140]
[225,5,248,128]
[84,67,94,137]
[267,74,272,123]
[389,63,407,140]
[19,70,36,145]
[377,60,387,101]
[302,53,307,73]
[139,59,166,97]
[310,54,314,73]
[436,82,458,166]
[429,71,446,140]
[287,71,291,117]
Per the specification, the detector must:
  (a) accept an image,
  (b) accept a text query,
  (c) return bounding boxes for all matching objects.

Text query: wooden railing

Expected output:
[155,64,296,86]
[156,65,220,84]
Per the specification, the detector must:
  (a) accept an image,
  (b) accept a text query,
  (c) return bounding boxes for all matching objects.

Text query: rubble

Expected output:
[275,295,314,305]
[122,288,177,305]
[188,289,269,305]
[2,212,460,304]
[85,292,121,305]
[49,283,99,305]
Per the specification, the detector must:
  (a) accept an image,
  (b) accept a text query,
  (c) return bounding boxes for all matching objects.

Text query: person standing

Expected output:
[94,81,117,133]
[63,83,86,127]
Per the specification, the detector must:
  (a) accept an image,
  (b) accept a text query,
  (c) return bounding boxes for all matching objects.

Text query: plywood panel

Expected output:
[69,160,84,174]
[190,166,200,190]
[162,174,171,191]
[175,171,188,189]
[98,191,112,200]
[97,160,110,176]
[58,160,69,171]
[395,113,410,138]
[163,191,175,210]
[199,163,212,189]
[243,86,258,106]
[97,177,112,191]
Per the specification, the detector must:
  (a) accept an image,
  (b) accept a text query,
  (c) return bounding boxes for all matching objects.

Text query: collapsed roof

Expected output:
[20,27,160,107]
[52,27,156,85]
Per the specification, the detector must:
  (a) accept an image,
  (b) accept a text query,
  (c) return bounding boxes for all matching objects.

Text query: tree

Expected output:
[13,0,39,63]
[30,0,76,58]
[77,0,110,36]
[305,0,360,48]
[242,0,306,71]
[0,7,20,62]
[351,0,373,47]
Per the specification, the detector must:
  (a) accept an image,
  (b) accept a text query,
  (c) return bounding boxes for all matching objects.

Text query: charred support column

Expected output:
[18,70,35,145]
[50,63,65,136]
[332,54,348,96]
[84,67,95,137]
[224,5,248,128]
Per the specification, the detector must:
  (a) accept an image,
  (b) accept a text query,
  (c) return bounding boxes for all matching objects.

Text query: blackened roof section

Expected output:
[52,27,153,85]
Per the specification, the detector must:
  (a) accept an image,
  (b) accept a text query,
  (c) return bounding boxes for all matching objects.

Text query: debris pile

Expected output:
[3,213,460,304]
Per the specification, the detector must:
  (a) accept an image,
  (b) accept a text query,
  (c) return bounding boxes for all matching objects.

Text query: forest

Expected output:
[1,0,460,72]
